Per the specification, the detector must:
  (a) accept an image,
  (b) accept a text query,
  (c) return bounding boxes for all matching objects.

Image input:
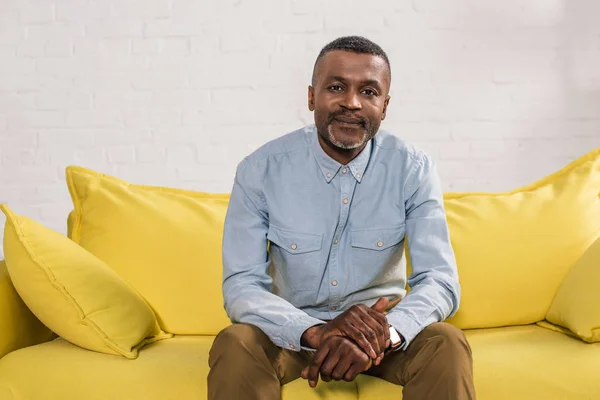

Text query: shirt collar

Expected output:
[308,125,372,184]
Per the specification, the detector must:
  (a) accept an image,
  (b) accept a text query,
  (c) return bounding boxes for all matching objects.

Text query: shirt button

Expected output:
[334,239,339,244]
[342,168,347,174]
[377,241,384,247]
[356,173,361,179]
[330,306,337,311]
[290,344,295,349]
[291,243,297,250]
[342,198,348,204]
[326,172,332,178]
[331,279,338,286]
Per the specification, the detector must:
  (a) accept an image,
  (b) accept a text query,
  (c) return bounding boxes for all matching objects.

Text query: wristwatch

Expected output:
[388,326,403,351]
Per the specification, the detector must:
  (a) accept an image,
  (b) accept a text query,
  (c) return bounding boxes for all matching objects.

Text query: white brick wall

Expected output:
[1,0,600,258]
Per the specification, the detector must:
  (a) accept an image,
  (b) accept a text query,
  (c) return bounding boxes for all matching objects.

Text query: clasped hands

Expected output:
[299,297,393,388]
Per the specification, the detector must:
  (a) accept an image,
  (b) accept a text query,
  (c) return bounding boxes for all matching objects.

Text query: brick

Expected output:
[0,165,60,184]
[116,164,178,186]
[73,38,131,56]
[17,39,45,57]
[263,14,323,34]
[132,38,159,55]
[124,110,182,128]
[190,53,270,88]
[66,111,123,128]
[0,11,23,46]
[26,23,84,40]
[8,111,65,129]
[19,5,54,23]
[36,92,92,110]
[2,57,35,74]
[136,144,166,163]
[160,38,190,55]
[0,130,37,147]
[75,147,106,165]
[144,18,204,37]
[55,3,110,22]
[132,72,189,89]
[45,39,73,57]
[219,34,276,53]
[94,91,152,110]
[107,146,136,164]
[37,129,94,147]
[85,21,143,38]
[109,0,171,19]
[17,149,52,165]
[166,144,197,164]
[93,129,146,146]
[32,185,69,204]
[73,73,132,90]
[323,13,385,32]
[151,90,211,110]
[470,140,522,159]
[189,35,227,55]
[0,92,36,111]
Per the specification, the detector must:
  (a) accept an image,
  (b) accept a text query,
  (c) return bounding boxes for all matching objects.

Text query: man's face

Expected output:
[308,50,390,151]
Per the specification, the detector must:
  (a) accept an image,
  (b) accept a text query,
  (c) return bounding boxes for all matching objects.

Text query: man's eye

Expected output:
[362,89,376,96]
[328,85,342,91]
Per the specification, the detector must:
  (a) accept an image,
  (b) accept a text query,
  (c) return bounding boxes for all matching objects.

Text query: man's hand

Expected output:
[301,336,372,387]
[302,297,391,363]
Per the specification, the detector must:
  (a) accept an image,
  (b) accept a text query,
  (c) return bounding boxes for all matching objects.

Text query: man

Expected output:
[208,36,475,399]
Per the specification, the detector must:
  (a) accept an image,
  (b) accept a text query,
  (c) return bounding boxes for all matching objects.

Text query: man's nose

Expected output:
[340,91,362,110]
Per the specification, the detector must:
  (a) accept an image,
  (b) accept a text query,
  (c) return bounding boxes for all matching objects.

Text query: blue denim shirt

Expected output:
[222,124,460,352]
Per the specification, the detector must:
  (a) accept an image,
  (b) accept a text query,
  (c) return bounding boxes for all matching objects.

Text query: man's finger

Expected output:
[307,344,331,387]
[371,297,389,313]
[358,310,387,354]
[346,323,377,359]
[319,347,341,383]
[331,353,353,381]
[365,307,390,347]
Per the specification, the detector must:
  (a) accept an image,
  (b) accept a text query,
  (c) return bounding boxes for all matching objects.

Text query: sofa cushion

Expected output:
[66,166,232,335]
[466,325,600,399]
[443,148,600,329]
[0,260,54,359]
[0,204,170,359]
[0,336,213,400]
[542,236,600,342]
[1,326,598,400]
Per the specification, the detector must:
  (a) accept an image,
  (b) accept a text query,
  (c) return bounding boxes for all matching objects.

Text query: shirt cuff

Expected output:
[278,314,325,352]
[385,311,424,350]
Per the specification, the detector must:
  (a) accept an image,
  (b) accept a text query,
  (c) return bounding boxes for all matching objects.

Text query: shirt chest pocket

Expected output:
[350,226,406,284]
[267,225,323,291]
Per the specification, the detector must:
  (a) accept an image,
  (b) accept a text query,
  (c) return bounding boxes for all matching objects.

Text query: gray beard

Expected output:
[326,124,370,150]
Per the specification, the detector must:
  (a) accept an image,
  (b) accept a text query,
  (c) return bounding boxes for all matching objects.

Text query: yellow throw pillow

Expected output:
[540,236,600,342]
[66,166,231,335]
[0,204,171,359]
[444,148,600,329]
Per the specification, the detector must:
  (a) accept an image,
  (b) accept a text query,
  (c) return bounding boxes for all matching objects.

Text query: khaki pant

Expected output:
[208,322,475,399]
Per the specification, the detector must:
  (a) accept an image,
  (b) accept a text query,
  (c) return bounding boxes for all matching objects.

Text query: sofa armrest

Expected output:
[0,260,54,359]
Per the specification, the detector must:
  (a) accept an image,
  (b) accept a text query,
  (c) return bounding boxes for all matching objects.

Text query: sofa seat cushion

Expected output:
[467,325,600,399]
[0,326,599,399]
[0,336,213,400]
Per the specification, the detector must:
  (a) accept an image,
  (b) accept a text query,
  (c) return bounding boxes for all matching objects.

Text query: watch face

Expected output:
[389,327,401,346]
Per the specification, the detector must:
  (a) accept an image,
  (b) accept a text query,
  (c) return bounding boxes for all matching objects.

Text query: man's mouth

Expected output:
[333,116,363,126]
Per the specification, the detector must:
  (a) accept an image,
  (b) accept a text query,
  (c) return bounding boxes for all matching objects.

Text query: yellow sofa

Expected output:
[1,148,599,399]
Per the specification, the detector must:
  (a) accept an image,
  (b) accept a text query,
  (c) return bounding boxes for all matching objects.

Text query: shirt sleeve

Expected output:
[222,158,324,351]
[385,151,461,350]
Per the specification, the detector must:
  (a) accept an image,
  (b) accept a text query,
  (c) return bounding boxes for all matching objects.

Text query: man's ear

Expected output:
[308,85,315,111]
[381,95,390,120]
